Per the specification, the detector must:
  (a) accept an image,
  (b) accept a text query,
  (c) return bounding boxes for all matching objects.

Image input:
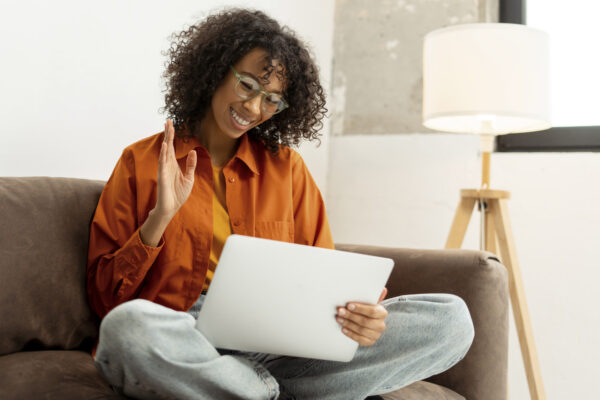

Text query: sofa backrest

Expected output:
[0,177,106,356]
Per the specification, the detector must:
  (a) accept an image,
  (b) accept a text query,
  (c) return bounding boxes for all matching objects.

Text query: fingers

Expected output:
[340,327,378,346]
[158,142,166,175]
[336,315,383,344]
[378,287,388,303]
[343,302,388,320]
[336,303,388,346]
[165,119,175,159]
[185,150,197,181]
[163,119,169,145]
[161,119,196,182]
[338,306,387,330]
[159,120,172,176]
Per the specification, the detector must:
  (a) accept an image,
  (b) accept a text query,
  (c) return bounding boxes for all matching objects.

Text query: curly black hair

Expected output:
[160,8,327,153]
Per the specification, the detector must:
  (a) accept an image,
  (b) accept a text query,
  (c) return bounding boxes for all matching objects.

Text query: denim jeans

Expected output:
[93,293,474,400]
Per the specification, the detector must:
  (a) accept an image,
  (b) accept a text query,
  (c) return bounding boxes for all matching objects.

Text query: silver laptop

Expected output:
[195,234,394,362]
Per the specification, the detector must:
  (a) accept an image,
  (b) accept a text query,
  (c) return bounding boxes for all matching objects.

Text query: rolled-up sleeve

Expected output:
[291,151,334,250]
[86,148,164,318]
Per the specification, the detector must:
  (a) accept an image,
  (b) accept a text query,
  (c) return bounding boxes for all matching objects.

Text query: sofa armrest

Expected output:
[335,244,508,400]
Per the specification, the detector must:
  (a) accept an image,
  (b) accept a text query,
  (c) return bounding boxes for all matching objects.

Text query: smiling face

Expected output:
[206,48,286,141]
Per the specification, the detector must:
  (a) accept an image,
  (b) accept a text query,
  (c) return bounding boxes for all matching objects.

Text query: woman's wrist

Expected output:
[140,208,174,247]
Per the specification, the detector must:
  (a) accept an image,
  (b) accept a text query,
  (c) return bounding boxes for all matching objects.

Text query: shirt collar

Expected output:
[174,126,260,175]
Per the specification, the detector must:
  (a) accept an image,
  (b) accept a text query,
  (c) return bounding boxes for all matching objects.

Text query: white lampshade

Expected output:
[423,23,551,135]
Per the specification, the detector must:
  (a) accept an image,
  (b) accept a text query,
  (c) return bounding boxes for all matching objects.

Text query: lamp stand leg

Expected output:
[492,198,546,400]
[445,196,476,248]
[485,200,498,254]
[445,189,546,400]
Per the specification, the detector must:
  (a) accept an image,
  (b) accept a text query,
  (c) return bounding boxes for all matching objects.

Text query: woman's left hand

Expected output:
[336,288,389,346]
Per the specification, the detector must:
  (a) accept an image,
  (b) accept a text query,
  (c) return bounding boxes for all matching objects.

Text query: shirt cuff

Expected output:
[119,227,165,280]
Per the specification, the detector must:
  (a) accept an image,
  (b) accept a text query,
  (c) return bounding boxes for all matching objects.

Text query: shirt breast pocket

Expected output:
[254,220,294,242]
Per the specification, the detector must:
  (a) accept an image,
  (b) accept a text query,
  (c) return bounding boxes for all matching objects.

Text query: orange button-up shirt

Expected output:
[86,128,334,357]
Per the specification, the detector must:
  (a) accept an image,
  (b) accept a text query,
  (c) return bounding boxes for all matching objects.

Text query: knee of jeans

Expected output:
[99,299,157,351]
[442,294,475,360]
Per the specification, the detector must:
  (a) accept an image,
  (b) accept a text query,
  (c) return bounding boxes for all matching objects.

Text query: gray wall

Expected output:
[332,0,498,135]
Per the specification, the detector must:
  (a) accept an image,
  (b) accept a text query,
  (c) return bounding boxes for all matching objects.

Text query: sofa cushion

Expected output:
[0,350,463,400]
[382,380,465,399]
[0,177,105,355]
[0,350,125,399]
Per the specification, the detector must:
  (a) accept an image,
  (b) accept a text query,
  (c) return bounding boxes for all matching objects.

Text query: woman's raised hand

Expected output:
[155,119,197,218]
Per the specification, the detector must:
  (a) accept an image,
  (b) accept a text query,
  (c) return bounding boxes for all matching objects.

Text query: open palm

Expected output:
[156,119,197,217]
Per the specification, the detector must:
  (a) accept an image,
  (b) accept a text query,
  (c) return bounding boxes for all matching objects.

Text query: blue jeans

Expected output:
[93,293,474,400]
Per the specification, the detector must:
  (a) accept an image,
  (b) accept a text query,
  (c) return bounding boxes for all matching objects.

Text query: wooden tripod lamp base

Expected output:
[446,188,546,400]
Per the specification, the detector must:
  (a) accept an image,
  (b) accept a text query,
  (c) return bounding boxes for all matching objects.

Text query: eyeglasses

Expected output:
[230,66,288,115]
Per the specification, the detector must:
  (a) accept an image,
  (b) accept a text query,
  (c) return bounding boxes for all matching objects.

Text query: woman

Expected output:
[87,8,474,400]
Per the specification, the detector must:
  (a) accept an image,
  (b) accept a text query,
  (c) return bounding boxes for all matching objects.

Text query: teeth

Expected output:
[231,108,250,126]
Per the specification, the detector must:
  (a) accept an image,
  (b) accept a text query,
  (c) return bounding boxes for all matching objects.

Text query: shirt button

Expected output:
[228,177,236,183]
[233,220,240,227]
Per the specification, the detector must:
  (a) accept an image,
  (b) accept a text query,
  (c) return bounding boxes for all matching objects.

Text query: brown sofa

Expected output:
[0,177,509,399]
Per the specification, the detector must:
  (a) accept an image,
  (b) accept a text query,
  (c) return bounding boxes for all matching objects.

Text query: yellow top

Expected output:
[202,165,232,291]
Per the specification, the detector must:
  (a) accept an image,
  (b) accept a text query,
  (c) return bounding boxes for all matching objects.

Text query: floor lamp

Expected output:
[422,23,550,400]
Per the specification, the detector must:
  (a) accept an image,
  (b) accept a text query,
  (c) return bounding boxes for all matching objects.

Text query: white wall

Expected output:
[0,0,334,193]
[327,133,600,399]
